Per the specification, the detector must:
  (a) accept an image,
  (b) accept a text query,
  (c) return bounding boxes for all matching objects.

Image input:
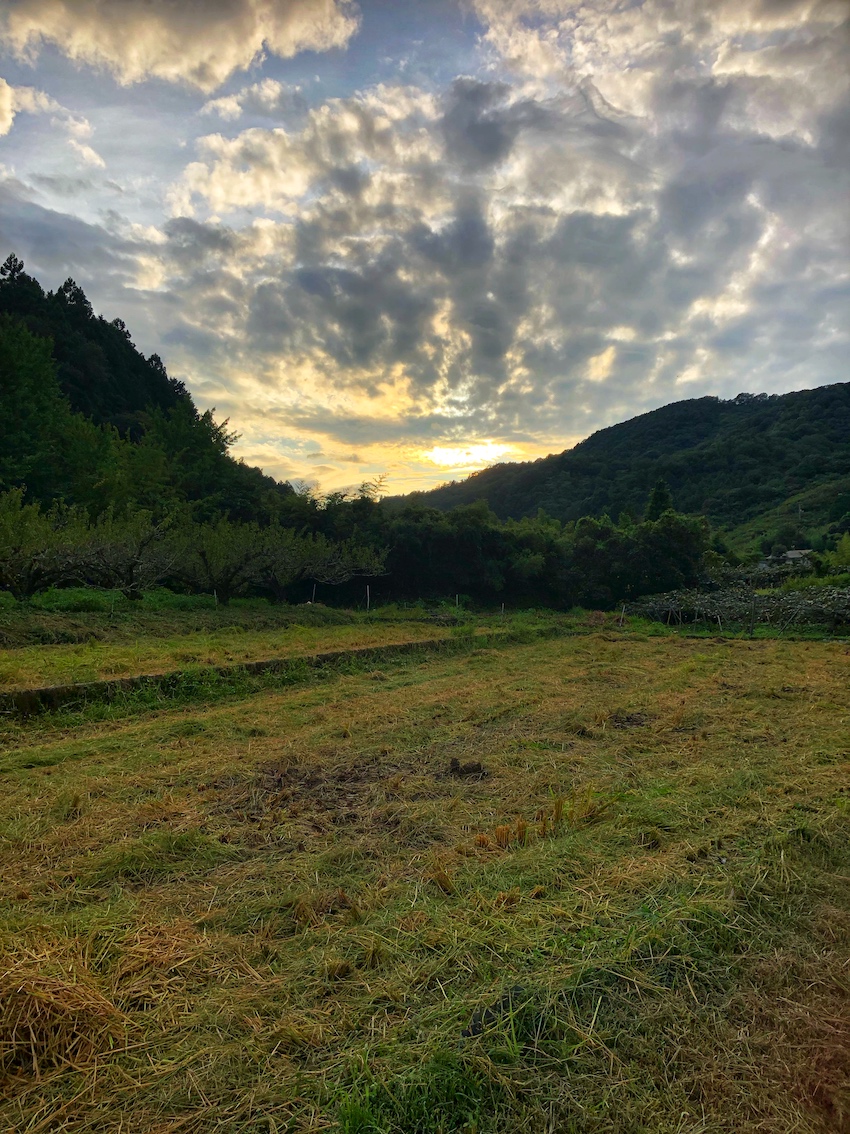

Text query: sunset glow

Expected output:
[423,442,517,469]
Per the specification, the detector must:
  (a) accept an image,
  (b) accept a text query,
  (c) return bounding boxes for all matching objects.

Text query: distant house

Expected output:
[757,548,814,571]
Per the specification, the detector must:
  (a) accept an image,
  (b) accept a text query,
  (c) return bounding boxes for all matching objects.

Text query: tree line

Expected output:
[0,484,710,609]
[0,490,385,604]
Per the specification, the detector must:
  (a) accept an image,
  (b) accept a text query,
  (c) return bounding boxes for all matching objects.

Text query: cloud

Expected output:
[68,138,105,168]
[30,173,95,196]
[149,0,847,475]
[2,0,848,494]
[441,77,550,170]
[0,0,361,92]
[0,176,148,295]
[0,75,105,165]
[201,78,307,122]
[470,0,849,134]
[170,83,440,216]
[0,78,10,136]
[0,74,58,135]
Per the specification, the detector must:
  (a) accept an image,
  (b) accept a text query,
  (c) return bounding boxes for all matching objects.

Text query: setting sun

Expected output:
[423,442,516,469]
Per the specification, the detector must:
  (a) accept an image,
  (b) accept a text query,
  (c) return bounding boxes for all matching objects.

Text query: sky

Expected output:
[0,0,848,496]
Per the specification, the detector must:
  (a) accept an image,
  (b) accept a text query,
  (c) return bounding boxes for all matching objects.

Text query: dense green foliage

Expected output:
[0,256,291,521]
[377,500,709,608]
[397,385,850,539]
[0,486,709,609]
[0,253,183,425]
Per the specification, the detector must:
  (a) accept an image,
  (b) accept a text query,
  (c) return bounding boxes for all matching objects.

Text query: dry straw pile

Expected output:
[0,955,126,1078]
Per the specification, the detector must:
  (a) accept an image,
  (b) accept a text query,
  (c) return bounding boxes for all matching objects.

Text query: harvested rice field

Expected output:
[0,618,461,692]
[1,629,848,1133]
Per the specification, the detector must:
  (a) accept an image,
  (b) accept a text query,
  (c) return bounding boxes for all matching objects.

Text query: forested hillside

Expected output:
[398,386,850,541]
[0,254,291,522]
[0,256,712,609]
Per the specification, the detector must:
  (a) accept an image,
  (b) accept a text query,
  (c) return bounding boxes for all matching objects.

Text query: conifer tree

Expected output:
[645,478,675,521]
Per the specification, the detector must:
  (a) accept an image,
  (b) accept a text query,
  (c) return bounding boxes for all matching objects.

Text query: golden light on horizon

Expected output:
[423,441,516,468]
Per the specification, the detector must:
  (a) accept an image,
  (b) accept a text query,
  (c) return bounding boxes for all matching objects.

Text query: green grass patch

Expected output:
[88,828,242,885]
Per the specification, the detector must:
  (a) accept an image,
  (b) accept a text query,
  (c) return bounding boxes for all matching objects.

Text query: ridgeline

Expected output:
[391,385,850,547]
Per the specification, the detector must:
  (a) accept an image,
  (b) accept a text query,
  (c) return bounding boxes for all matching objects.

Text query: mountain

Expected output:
[393,386,850,546]
[3,252,848,558]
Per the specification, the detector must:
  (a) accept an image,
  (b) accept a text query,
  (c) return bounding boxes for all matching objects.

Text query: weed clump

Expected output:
[337,1051,505,1134]
[89,828,239,885]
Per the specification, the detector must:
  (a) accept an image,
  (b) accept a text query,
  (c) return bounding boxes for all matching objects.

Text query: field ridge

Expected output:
[0,623,570,717]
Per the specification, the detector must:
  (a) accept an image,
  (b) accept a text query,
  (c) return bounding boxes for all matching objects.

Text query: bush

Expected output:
[30,587,120,613]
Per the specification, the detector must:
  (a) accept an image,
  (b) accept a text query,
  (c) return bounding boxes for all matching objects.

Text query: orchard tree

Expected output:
[84,510,179,599]
[307,534,387,587]
[178,518,265,604]
[257,525,387,603]
[0,490,91,599]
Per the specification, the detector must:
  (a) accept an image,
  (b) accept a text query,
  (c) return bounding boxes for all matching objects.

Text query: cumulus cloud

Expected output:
[0,0,361,92]
[471,0,849,137]
[0,74,58,135]
[2,0,848,491]
[201,78,307,122]
[153,0,847,474]
[170,83,440,216]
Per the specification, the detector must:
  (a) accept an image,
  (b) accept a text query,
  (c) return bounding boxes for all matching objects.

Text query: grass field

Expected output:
[1,626,848,1133]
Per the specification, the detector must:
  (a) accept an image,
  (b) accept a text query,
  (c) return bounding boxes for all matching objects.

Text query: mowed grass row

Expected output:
[0,619,467,692]
[1,633,848,1133]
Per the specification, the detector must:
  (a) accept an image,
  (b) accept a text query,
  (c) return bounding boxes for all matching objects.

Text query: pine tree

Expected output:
[645,478,675,521]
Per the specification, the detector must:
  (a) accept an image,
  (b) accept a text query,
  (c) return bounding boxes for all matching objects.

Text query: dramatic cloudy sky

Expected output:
[1,1,848,493]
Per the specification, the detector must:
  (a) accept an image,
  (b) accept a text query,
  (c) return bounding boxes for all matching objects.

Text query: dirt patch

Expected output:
[259,759,389,818]
[446,757,489,779]
[610,710,651,729]
[215,756,408,831]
